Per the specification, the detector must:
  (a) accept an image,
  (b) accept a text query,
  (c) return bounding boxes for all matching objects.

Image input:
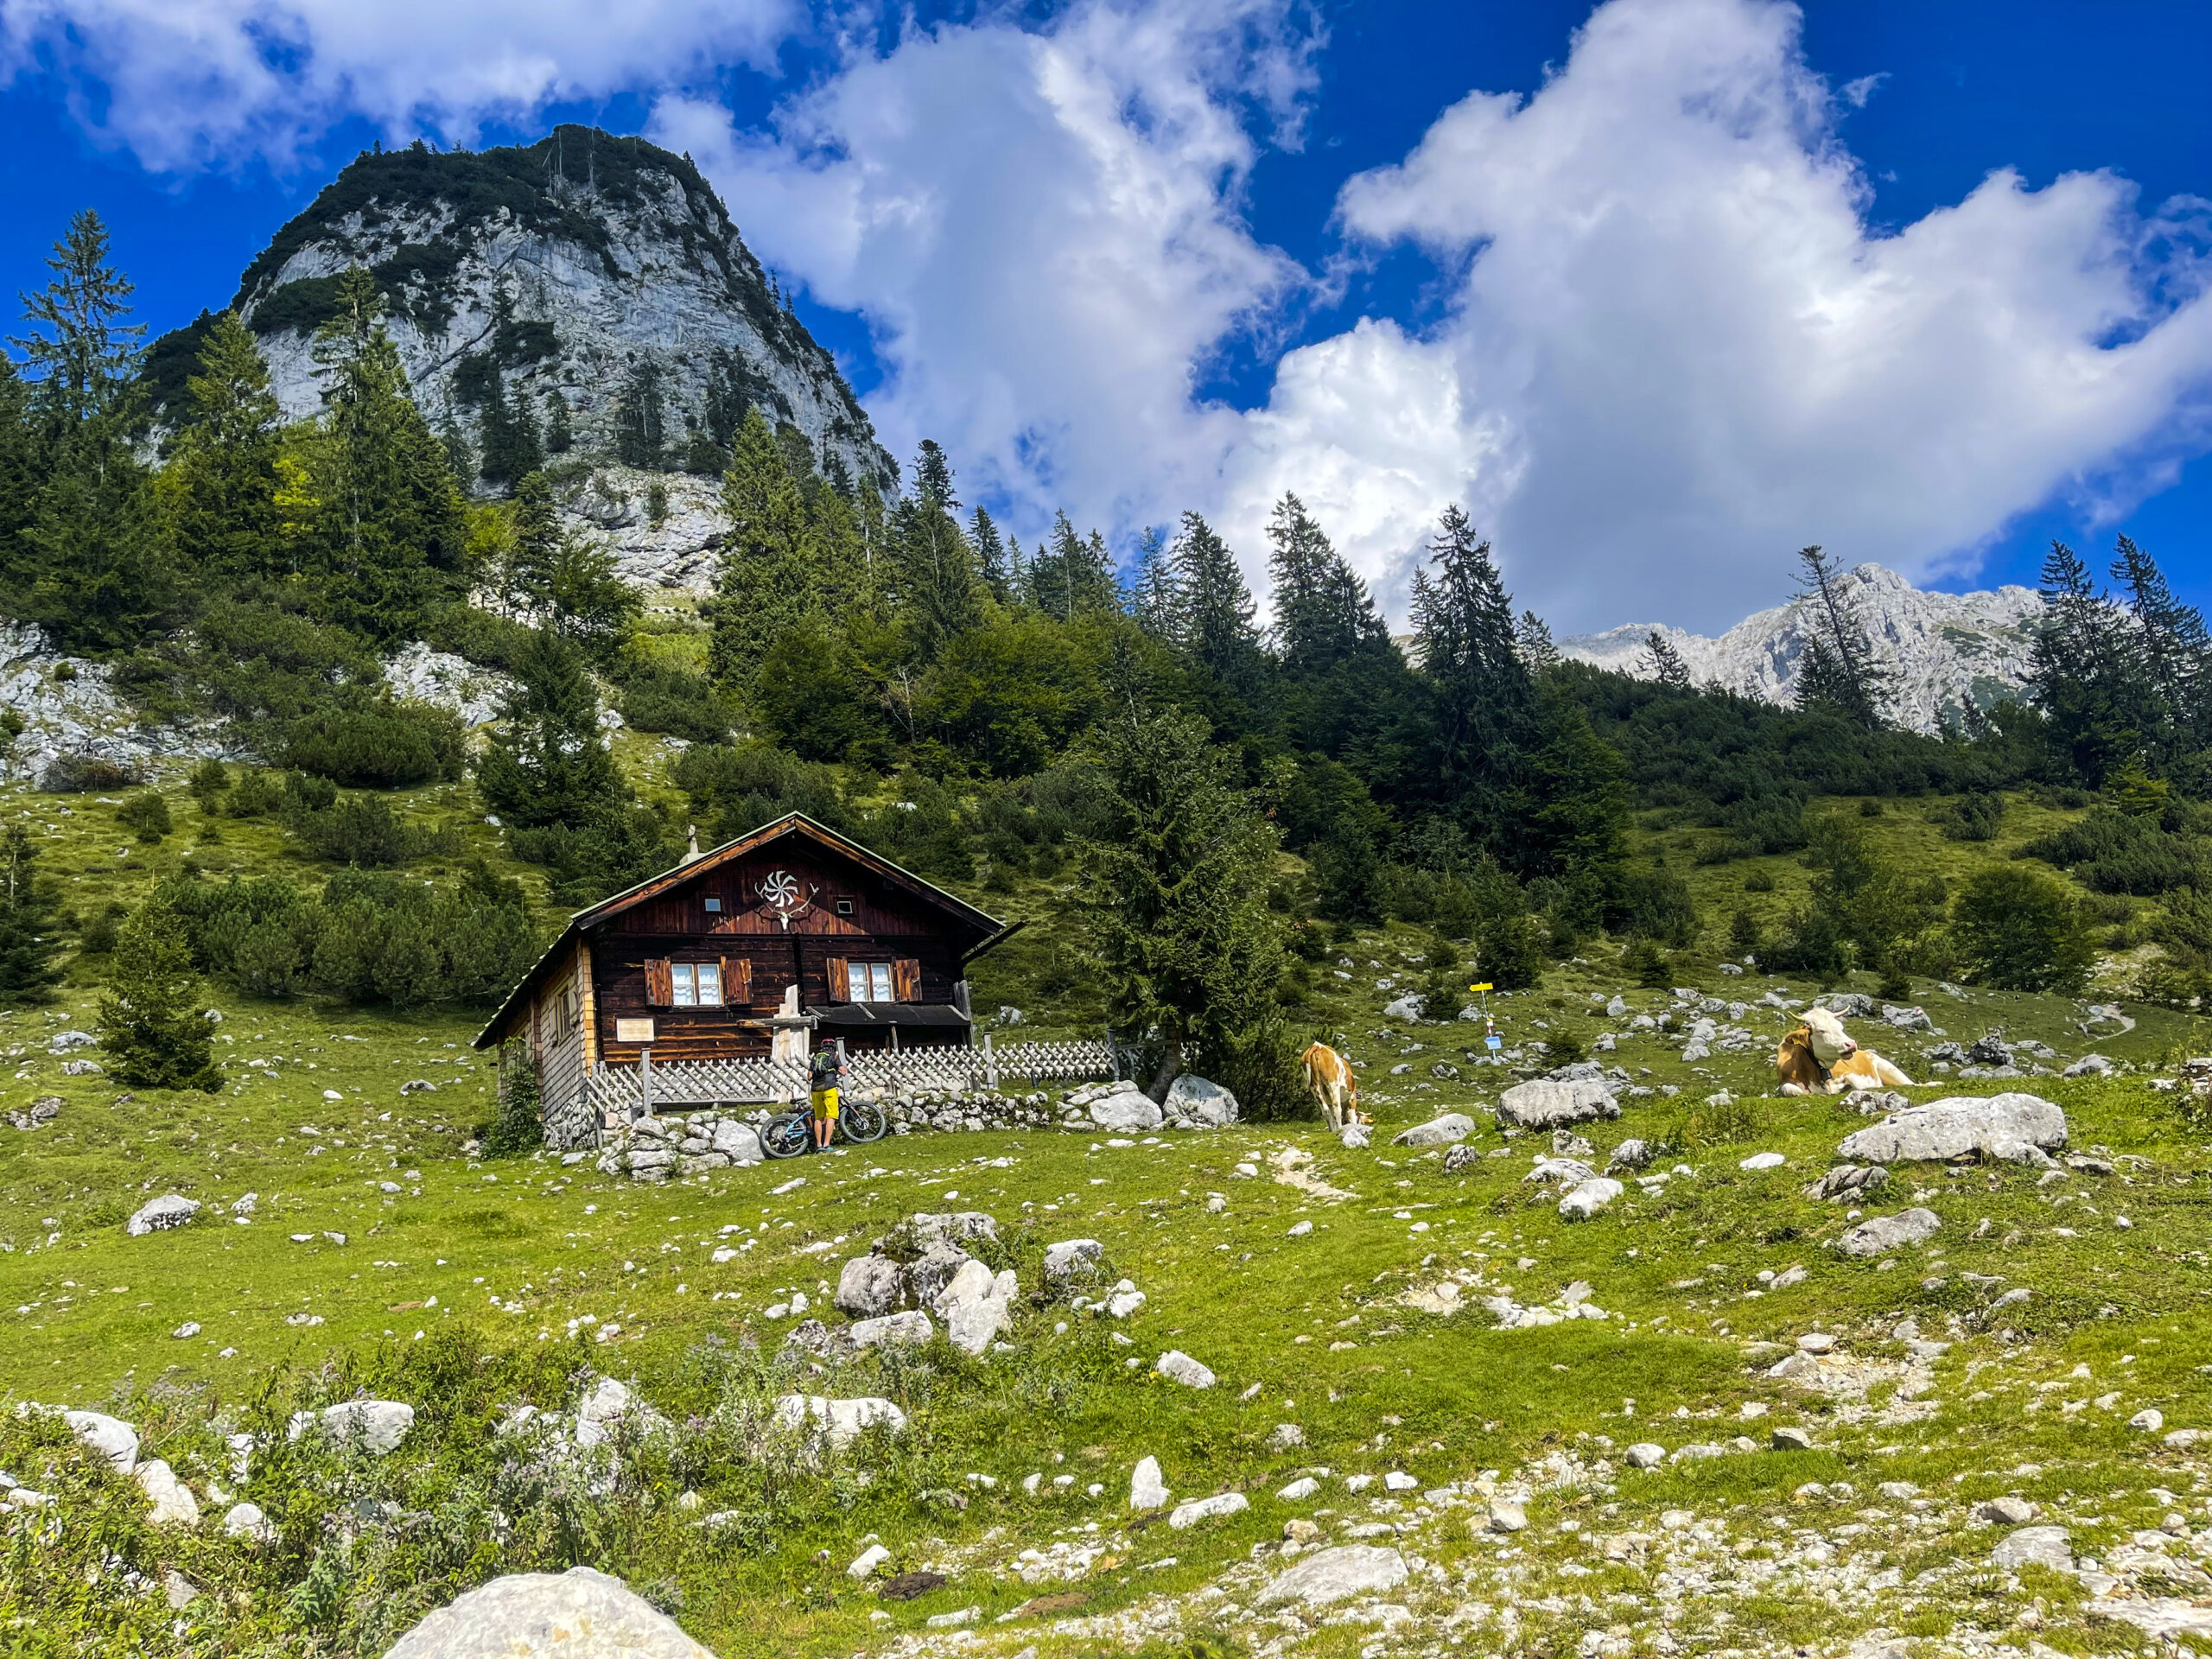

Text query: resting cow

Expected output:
[1301,1041,1362,1130]
[1777,1005,1915,1096]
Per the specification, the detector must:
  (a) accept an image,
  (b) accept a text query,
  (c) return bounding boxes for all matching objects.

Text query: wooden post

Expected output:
[577,938,598,1074]
[639,1048,653,1120]
[982,1032,998,1090]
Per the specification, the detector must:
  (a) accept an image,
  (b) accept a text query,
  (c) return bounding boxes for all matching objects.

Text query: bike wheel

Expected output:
[839,1100,887,1143]
[760,1112,812,1160]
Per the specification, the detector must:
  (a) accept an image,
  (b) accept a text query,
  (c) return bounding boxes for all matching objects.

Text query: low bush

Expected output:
[2018,807,2198,895]
[613,658,733,744]
[1950,864,2095,994]
[282,702,465,787]
[115,791,171,842]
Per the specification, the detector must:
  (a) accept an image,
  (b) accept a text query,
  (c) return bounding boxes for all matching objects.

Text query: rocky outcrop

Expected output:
[162,130,896,602]
[1560,563,2044,734]
[0,621,238,782]
[1837,1093,2066,1166]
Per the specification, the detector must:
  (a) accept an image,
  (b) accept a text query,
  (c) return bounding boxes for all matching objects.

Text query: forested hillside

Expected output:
[0,203,2207,1102]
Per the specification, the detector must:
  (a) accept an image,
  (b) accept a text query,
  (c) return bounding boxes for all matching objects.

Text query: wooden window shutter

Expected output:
[723,957,751,1007]
[893,957,921,1002]
[644,958,674,1007]
[825,957,849,1003]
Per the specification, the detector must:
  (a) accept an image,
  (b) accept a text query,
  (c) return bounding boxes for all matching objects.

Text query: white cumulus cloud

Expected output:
[0,0,797,172]
[1325,0,2212,627]
[653,0,1317,589]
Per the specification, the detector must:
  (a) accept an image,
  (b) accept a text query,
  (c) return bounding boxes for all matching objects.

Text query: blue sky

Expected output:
[1,0,2208,632]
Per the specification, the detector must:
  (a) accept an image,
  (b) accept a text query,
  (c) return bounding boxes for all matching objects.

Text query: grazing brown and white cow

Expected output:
[1301,1041,1362,1130]
[1776,1005,1915,1095]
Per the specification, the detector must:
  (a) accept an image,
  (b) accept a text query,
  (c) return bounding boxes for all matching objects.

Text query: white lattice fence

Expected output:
[986,1039,1116,1083]
[575,1038,1115,1122]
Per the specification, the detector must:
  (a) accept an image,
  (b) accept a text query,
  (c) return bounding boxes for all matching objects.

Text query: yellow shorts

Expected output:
[810,1086,839,1122]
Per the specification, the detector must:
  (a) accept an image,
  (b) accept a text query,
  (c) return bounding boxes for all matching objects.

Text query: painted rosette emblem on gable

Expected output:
[756,868,816,929]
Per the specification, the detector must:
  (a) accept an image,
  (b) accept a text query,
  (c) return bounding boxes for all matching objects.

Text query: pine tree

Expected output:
[1171,511,1263,692]
[1791,546,1894,728]
[1077,681,1284,1096]
[474,631,628,830]
[1130,525,1179,639]
[477,367,543,492]
[7,209,169,650]
[1266,493,1388,676]
[505,470,562,615]
[2113,534,2210,748]
[165,310,282,581]
[613,359,664,468]
[1515,609,1559,673]
[889,486,984,658]
[544,390,573,454]
[970,505,1011,602]
[1416,505,1532,791]
[913,439,957,512]
[2030,538,2155,785]
[308,268,465,641]
[97,897,220,1092]
[0,825,63,1001]
[1640,628,1692,690]
[705,407,868,691]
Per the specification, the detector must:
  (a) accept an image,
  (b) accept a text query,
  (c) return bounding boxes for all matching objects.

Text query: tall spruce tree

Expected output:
[1077,672,1285,1097]
[1130,525,1179,639]
[309,268,464,641]
[970,505,1012,602]
[705,407,868,691]
[8,209,169,649]
[2030,538,2155,786]
[889,467,984,659]
[1027,512,1119,620]
[97,897,220,1092]
[166,310,282,581]
[1791,546,1894,728]
[1171,511,1264,694]
[1514,609,1559,673]
[0,824,63,1001]
[474,630,628,830]
[1641,628,1692,690]
[1416,505,1533,794]
[2113,534,2211,752]
[1266,493,1389,676]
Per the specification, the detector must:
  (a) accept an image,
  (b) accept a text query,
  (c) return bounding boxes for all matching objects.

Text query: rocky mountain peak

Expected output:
[1560,563,2045,734]
[143,125,894,499]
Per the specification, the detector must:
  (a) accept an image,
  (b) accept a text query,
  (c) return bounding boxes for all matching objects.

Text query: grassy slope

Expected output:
[3,769,2210,1656]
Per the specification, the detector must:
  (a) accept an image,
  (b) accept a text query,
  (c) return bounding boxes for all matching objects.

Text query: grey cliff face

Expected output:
[1560,564,2044,734]
[166,130,893,512]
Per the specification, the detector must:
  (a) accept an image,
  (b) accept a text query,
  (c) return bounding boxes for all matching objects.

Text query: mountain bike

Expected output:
[760,1096,888,1157]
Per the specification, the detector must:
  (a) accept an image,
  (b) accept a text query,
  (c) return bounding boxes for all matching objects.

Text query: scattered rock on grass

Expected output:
[1834,1208,1941,1257]
[1255,1544,1408,1608]
[382,1564,717,1659]
[1991,1526,2072,1572]
[125,1195,199,1236]
[1392,1113,1475,1147]
[1497,1078,1619,1130]
[771,1395,906,1449]
[1838,1093,2066,1165]
[1130,1456,1169,1511]
[1155,1351,1217,1389]
[1168,1491,1249,1529]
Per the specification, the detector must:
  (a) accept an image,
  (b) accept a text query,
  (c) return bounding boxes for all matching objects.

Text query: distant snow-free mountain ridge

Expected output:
[1560,564,2044,734]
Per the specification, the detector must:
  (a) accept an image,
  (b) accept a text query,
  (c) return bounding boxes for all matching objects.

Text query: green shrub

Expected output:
[96,898,221,1091]
[1624,938,1671,988]
[115,791,170,842]
[187,757,230,808]
[1758,904,1850,978]
[1618,865,1699,946]
[283,784,461,867]
[1936,791,2005,842]
[1474,910,1545,989]
[1951,865,2095,994]
[225,767,283,817]
[2018,808,2196,895]
[481,1048,543,1155]
[1743,869,1777,893]
[282,702,465,786]
[613,658,733,744]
